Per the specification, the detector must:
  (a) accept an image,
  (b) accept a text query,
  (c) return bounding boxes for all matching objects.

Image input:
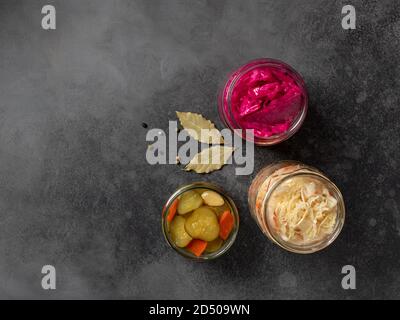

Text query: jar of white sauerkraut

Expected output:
[248,161,345,254]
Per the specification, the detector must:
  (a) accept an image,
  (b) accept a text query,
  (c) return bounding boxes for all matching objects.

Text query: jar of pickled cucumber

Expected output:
[248,161,345,254]
[162,182,239,260]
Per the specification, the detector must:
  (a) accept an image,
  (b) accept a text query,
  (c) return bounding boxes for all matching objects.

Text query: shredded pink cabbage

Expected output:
[230,67,305,138]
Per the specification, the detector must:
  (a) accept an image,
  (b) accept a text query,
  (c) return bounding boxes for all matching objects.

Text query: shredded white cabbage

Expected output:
[268,177,338,244]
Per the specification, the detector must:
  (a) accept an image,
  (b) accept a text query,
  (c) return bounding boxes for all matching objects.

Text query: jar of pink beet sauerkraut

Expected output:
[248,161,345,254]
[218,59,308,146]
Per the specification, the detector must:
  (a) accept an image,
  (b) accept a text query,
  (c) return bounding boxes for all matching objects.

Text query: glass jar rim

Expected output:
[219,58,309,146]
[161,182,240,260]
[261,171,345,254]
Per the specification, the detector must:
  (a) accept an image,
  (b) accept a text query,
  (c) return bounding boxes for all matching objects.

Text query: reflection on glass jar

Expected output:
[248,161,345,254]
[162,182,239,260]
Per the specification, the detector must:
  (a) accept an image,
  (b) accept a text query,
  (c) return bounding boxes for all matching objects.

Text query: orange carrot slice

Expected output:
[167,198,179,222]
[219,210,234,240]
[186,239,208,257]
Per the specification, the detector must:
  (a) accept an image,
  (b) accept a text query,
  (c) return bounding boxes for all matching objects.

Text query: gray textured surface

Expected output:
[0,0,399,299]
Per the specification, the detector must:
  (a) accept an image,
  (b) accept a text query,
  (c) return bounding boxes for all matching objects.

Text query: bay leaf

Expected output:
[176,111,224,144]
[185,146,235,174]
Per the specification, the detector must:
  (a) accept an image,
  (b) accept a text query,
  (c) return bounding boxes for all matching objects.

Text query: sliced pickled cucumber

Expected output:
[185,206,220,242]
[177,190,203,215]
[205,237,223,253]
[170,216,192,247]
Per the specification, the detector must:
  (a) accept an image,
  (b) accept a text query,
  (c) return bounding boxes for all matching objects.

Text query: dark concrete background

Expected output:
[0,0,399,299]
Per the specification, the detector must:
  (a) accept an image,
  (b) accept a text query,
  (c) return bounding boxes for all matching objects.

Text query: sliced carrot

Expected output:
[167,198,179,222]
[219,210,234,240]
[186,239,208,257]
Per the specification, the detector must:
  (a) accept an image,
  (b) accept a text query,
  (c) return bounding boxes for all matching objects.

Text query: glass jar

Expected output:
[162,182,239,260]
[218,58,308,146]
[248,161,345,254]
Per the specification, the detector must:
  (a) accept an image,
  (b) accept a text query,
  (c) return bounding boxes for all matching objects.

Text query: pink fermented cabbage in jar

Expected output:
[218,59,308,146]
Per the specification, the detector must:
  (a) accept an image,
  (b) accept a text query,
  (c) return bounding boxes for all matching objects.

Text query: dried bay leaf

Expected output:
[185,146,235,174]
[176,111,224,144]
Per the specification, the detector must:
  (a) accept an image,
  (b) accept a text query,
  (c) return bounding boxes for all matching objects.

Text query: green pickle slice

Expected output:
[177,190,203,215]
[170,216,192,247]
[185,206,220,242]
